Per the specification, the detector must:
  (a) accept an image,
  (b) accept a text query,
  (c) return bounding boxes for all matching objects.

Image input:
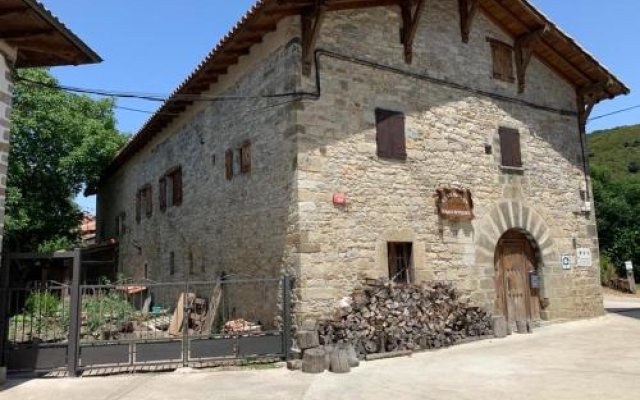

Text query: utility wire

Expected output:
[588,104,640,121]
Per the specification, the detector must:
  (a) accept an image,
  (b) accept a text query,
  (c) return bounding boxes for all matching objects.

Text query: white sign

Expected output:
[561,254,571,270]
[626,261,634,272]
[576,248,593,267]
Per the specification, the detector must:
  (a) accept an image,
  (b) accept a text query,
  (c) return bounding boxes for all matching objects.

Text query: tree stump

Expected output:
[323,344,335,370]
[329,346,351,374]
[515,320,528,334]
[492,316,507,338]
[302,348,325,374]
[297,330,320,350]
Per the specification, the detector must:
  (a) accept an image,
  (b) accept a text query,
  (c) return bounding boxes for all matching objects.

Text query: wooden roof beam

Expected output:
[577,79,614,128]
[302,0,328,76]
[401,0,427,64]
[514,25,549,93]
[0,7,30,19]
[459,0,479,43]
[1,29,55,41]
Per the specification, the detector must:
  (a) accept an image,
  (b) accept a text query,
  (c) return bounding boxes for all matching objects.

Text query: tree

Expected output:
[5,69,127,252]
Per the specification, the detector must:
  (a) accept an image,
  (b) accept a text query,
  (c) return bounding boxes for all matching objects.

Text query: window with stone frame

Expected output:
[239,141,251,174]
[489,39,515,83]
[225,149,234,180]
[375,109,407,160]
[499,127,523,168]
[136,185,153,223]
[388,242,413,284]
[114,212,126,237]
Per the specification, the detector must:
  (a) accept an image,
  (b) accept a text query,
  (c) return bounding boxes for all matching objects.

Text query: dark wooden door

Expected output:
[495,231,539,329]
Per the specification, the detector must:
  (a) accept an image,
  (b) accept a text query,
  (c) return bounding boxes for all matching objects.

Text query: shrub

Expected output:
[25,291,61,317]
[628,161,639,174]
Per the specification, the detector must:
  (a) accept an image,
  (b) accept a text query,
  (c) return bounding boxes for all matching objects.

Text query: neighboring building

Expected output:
[96,0,629,328]
[0,0,101,256]
[79,212,96,245]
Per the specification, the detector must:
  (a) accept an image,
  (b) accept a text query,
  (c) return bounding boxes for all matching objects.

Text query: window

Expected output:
[240,141,251,174]
[499,127,522,168]
[160,166,183,211]
[169,251,175,276]
[489,39,515,83]
[136,185,153,223]
[225,149,234,180]
[375,109,407,160]
[388,242,413,284]
[115,212,126,237]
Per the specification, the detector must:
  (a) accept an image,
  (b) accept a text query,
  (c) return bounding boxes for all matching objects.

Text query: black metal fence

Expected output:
[1,249,292,376]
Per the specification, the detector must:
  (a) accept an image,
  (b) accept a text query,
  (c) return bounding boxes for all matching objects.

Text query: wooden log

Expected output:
[329,346,350,374]
[302,348,325,374]
[492,315,508,338]
[297,330,320,350]
[202,281,222,334]
[168,293,195,336]
[346,344,360,368]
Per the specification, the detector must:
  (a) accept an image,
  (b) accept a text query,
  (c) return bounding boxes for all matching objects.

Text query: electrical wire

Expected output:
[588,104,640,121]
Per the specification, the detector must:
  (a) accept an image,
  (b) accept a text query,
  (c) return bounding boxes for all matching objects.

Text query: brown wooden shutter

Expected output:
[135,191,142,223]
[375,109,407,160]
[240,142,251,174]
[490,41,514,82]
[172,167,183,206]
[225,149,233,180]
[159,177,167,211]
[499,127,522,167]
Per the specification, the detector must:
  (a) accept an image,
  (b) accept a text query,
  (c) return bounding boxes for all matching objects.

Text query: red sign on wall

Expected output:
[436,188,474,221]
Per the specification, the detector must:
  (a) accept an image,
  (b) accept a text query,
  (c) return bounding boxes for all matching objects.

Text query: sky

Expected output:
[39,0,639,213]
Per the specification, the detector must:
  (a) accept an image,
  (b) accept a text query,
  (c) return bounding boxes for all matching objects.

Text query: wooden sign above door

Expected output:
[436,188,474,221]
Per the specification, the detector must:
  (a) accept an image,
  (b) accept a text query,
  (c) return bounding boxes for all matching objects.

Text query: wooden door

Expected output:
[495,231,539,329]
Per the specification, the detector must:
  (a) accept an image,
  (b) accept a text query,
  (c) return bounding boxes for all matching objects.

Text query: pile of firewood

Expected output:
[317,280,493,355]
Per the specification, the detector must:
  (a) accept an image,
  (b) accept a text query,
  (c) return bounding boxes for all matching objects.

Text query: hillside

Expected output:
[588,124,640,181]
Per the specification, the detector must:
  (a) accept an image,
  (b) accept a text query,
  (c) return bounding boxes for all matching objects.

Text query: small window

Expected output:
[160,167,183,210]
[169,251,175,276]
[136,185,152,222]
[388,242,413,284]
[240,141,251,174]
[115,212,126,237]
[499,127,522,168]
[225,149,234,180]
[489,39,515,83]
[375,109,407,160]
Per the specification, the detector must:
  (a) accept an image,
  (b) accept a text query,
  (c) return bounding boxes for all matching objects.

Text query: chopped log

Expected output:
[168,293,195,336]
[323,344,335,370]
[302,348,326,374]
[329,346,350,373]
[515,320,528,334]
[202,281,222,334]
[346,344,360,368]
[297,330,320,350]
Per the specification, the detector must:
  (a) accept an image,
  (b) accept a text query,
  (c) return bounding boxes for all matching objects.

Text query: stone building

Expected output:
[0,0,101,255]
[96,0,629,328]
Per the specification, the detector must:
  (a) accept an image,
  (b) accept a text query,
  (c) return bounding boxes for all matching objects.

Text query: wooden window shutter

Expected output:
[159,177,167,211]
[135,191,142,223]
[490,41,514,83]
[172,167,183,206]
[499,127,522,167]
[225,149,233,180]
[145,185,153,217]
[240,142,251,174]
[375,109,407,160]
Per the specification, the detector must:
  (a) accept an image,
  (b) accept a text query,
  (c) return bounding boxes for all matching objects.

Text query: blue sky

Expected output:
[41,1,638,212]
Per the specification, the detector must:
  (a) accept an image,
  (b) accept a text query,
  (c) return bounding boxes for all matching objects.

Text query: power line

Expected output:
[589,104,640,121]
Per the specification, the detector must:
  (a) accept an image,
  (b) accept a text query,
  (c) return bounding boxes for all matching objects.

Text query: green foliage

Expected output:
[37,236,77,253]
[25,291,61,317]
[82,290,135,333]
[5,69,127,252]
[588,125,640,281]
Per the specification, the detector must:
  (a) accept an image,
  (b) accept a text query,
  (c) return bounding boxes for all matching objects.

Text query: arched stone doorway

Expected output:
[494,229,541,330]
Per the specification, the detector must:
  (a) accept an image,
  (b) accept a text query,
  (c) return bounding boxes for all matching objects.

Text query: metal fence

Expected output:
[1,249,292,376]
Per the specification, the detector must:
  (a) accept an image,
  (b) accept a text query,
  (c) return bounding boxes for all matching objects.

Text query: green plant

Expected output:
[25,291,61,317]
[82,290,135,333]
[600,255,616,286]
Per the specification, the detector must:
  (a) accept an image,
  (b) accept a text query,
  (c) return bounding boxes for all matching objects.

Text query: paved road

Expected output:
[2,297,639,400]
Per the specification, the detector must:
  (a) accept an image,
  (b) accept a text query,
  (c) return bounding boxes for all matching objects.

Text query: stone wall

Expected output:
[0,42,16,256]
[97,18,301,324]
[292,3,602,322]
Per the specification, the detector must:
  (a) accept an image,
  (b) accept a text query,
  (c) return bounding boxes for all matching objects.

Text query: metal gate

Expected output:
[1,249,292,376]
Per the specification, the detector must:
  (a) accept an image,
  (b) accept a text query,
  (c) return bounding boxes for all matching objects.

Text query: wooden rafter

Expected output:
[458,0,479,43]
[301,0,328,75]
[400,0,427,64]
[0,29,55,41]
[514,25,548,93]
[0,7,29,19]
[577,80,613,129]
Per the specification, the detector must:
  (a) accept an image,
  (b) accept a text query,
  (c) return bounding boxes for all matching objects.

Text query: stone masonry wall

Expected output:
[0,42,17,256]
[97,18,301,325]
[293,2,602,323]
